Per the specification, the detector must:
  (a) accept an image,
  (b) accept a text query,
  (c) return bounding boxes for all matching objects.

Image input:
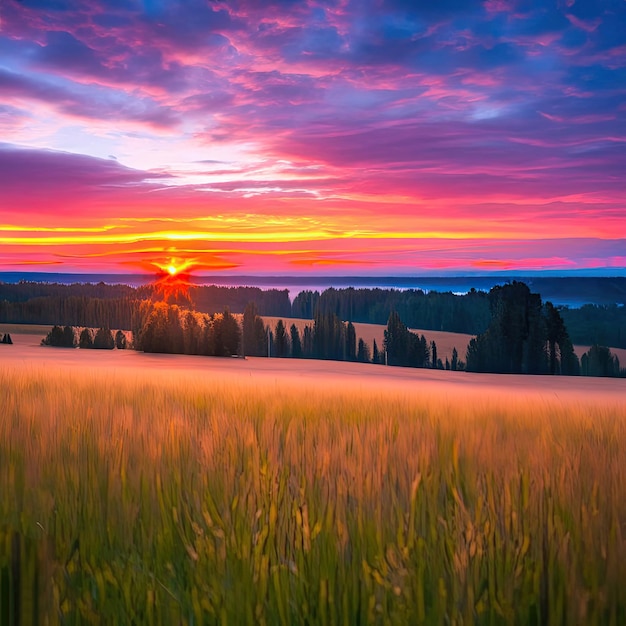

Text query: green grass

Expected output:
[1,365,625,624]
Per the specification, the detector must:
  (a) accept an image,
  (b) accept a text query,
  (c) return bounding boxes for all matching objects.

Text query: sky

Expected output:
[0,0,625,277]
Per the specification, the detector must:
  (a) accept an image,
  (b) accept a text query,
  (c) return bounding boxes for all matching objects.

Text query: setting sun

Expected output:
[151,258,196,278]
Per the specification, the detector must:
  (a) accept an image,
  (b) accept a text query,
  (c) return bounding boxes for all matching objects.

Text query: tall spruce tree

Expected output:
[93,327,115,350]
[290,324,302,358]
[242,302,266,357]
[581,345,620,377]
[372,339,381,364]
[79,328,93,349]
[345,321,357,361]
[115,329,127,350]
[313,311,344,360]
[63,325,76,348]
[465,282,579,375]
[274,319,289,357]
[357,338,370,363]
[451,347,458,371]
[384,311,409,366]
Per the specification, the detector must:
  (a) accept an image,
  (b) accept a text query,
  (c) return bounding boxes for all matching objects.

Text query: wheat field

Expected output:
[1,356,626,624]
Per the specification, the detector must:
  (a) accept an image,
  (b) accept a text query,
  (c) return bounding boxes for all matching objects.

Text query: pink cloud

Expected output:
[0,0,624,275]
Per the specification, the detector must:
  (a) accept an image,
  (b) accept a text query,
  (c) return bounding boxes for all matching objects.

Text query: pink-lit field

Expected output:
[2,325,624,405]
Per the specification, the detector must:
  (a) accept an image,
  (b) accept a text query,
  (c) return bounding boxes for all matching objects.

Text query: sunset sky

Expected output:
[1,0,624,276]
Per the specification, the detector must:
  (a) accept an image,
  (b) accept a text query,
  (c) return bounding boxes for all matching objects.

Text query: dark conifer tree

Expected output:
[256,318,268,357]
[559,336,580,376]
[302,325,313,358]
[166,306,184,354]
[203,317,216,356]
[384,311,409,366]
[274,319,289,357]
[525,292,547,374]
[243,302,266,357]
[42,325,64,346]
[220,308,241,356]
[345,321,357,361]
[115,329,127,350]
[410,334,430,368]
[451,347,458,371]
[183,311,203,355]
[212,313,225,356]
[63,325,76,348]
[291,290,320,319]
[372,339,381,364]
[466,282,551,374]
[543,301,579,375]
[79,328,93,349]
[357,338,370,363]
[140,303,173,353]
[313,312,344,360]
[290,324,302,358]
[93,327,115,350]
[581,345,620,377]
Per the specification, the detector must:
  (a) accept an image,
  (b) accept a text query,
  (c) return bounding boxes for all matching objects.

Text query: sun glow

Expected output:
[153,258,196,276]
[150,257,196,304]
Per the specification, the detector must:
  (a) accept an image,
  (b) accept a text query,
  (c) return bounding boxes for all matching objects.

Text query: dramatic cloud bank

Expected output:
[1,0,624,274]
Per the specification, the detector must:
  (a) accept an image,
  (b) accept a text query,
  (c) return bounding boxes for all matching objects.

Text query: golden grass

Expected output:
[1,362,626,624]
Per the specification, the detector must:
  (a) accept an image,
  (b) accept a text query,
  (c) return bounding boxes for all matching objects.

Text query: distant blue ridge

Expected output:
[1,272,625,307]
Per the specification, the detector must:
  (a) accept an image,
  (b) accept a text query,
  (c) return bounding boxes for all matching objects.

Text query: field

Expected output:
[1,332,626,624]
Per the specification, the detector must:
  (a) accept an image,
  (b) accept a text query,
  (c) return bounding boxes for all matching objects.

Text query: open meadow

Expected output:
[1,331,626,624]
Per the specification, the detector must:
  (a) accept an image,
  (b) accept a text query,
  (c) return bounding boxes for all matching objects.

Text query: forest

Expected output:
[32,280,625,378]
[3,280,625,349]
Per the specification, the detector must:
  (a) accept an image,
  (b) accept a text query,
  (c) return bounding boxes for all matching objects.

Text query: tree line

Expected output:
[36,284,623,377]
[133,301,448,370]
[3,280,624,351]
[0,282,290,328]
[42,325,128,350]
[6,279,624,377]
[292,287,491,335]
[0,295,143,330]
[560,304,626,349]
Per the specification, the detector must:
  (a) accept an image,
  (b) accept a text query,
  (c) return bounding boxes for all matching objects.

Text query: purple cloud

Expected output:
[0,143,168,197]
